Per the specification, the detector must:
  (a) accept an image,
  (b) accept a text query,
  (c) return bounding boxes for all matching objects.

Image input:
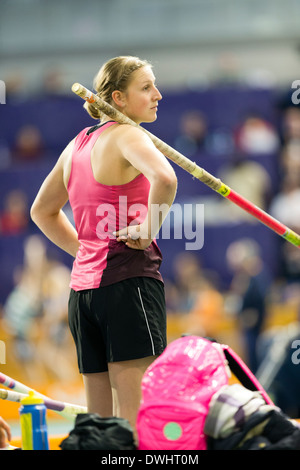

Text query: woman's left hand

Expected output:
[113,224,152,250]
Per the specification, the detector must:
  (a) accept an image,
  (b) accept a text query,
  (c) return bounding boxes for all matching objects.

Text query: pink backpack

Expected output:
[136,336,273,450]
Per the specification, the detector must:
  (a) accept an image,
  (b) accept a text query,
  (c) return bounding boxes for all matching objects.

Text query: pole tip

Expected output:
[71,83,81,94]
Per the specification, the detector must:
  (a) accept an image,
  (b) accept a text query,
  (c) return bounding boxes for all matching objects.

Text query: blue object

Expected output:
[19,391,49,450]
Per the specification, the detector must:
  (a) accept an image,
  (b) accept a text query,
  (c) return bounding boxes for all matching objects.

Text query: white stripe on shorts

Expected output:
[137,287,155,356]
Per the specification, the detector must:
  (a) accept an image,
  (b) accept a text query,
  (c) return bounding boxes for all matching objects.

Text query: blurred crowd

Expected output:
[0,234,78,386]
[166,100,300,417]
[1,78,300,417]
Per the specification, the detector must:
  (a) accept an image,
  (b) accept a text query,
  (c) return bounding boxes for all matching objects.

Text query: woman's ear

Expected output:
[112,90,126,108]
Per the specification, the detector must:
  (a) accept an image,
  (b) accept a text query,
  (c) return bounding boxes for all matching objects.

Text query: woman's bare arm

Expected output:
[114,125,178,249]
[30,140,80,257]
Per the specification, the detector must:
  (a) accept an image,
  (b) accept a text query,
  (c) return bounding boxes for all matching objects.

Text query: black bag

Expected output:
[208,408,300,450]
[59,413,136,450]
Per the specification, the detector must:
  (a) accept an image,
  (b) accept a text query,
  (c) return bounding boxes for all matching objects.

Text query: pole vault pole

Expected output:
[71,83,300,249]
[0,372,87,419]
[0,389,87,417]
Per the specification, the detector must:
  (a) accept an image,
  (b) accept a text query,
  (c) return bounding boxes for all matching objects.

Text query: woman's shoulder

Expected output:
[112,122,142,134]
[112,123,152,147]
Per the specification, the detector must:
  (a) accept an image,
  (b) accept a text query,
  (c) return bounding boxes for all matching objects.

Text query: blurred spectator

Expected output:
[217,153,272,221]
[184,277,225,339]
[205,127,235,157]
[210,52,241,85]
[4,70,29,102]
[175,110,209,157]
[272,103,300,288]
[281,106,300,143]
[269,173,300,232]
[1,235,75,384]
[280,241,300,283]
[234,113,280,155]
[12,125,45,163]
[280,141,300,180]
[5,73,24,97]
[0,189,29,236]
[256,319,300,418]
[2,235,48,380]
[174,109,235,158]
[35,260,78,383]
[42,66,66,96]
[226,238,272,373]
[165,251,204,314]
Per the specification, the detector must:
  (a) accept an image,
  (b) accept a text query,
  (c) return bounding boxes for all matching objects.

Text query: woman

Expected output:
[30,56,177,437]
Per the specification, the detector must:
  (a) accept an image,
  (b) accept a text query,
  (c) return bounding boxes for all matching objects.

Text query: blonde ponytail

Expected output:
[83,101,102,120]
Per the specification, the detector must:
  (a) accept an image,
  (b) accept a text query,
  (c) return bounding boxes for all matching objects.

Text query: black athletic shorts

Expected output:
[68,277,167,374]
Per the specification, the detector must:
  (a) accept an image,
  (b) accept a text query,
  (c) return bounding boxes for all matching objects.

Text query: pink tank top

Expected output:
[67,122,163,291]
